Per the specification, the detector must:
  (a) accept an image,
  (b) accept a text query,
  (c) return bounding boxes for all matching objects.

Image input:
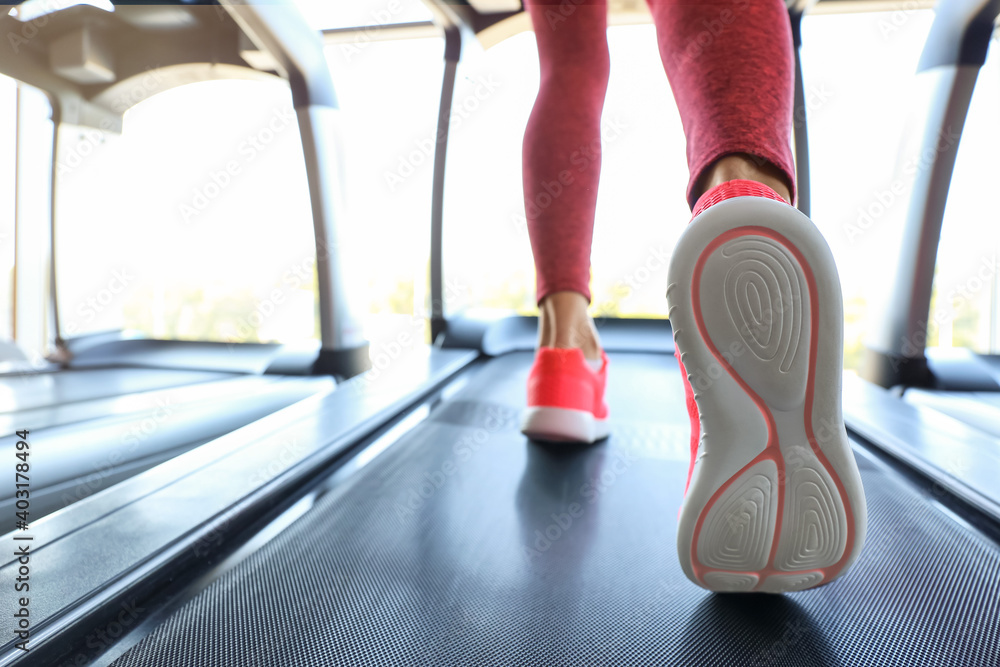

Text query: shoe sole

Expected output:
[521,406,610,444]
[666,196,867,594]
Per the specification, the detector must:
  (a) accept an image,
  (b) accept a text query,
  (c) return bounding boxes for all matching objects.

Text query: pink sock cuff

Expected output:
[690,179,789,220]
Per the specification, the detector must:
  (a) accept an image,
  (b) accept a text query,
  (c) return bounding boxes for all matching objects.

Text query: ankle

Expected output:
[546,335,601,361]
[694,153,792,204]
[538,291,601,359]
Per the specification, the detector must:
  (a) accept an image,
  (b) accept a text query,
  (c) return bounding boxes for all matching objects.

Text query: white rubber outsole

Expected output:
[666,197,867,594]
[521,406,610,444]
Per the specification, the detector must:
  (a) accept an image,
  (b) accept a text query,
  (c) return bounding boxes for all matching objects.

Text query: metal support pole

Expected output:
[429,25,462,344]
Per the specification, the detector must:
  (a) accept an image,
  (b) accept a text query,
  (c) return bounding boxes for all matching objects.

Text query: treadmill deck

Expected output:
[110,353,1000,666]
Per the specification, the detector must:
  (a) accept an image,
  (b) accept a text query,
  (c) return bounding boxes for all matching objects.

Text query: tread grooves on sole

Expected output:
[697,462,776,571]
[776,466,845,571]
[672,209,865,594]
[702,572,759,592]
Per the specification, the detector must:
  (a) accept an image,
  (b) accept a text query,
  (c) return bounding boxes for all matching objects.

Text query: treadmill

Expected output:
[0,1,998,666]
[0,0,366,524]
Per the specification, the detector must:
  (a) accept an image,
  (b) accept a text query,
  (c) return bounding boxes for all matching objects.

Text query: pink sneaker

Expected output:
[520,347,610,443]
[668,180,867,593]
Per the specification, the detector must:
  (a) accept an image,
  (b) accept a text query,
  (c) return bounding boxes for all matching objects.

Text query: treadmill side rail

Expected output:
[0,348,475,666]
[843,373,1000,521]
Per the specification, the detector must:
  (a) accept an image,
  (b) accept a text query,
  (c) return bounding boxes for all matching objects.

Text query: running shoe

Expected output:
[521,347,610,443]
[666,180,867,593]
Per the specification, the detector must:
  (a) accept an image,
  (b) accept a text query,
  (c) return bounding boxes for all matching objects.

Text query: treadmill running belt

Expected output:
[112,353,1000,667]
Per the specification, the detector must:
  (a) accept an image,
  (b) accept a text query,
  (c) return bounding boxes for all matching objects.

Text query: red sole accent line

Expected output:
[688,226,856,591]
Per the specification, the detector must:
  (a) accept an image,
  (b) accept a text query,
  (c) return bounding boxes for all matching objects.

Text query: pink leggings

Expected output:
[524,0,796,304]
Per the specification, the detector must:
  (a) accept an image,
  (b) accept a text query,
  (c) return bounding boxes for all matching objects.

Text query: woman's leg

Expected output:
[652,1,867,594]
[523,0,610,359]
[645,0,796,207]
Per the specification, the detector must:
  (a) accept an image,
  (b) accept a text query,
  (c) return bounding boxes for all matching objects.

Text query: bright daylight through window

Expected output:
[47,3,999,371]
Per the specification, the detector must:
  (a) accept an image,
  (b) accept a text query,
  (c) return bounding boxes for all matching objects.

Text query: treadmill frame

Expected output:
[0,0,372,378]
[1,0,999,663]
[860,0,1000,387]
